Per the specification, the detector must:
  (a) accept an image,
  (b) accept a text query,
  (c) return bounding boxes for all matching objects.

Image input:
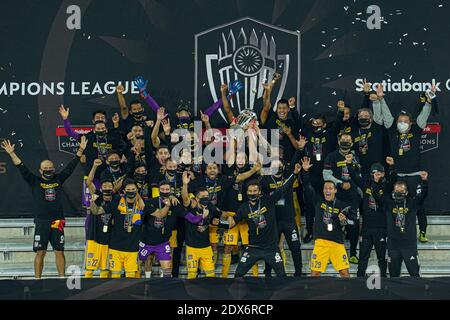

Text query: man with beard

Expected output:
[1,137,87,278]
[132,162,151,201]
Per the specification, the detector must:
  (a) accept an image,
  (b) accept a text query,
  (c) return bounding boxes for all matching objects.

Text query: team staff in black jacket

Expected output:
[385,171,428,277]
[350,157,396,277]
[1,137,88,279]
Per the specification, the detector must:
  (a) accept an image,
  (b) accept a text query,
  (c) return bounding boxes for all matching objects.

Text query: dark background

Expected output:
[0,0,448,217]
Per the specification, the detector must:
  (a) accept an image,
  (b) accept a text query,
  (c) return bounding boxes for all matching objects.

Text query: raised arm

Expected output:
[116,84,129,120]
[181,171,192,207]
[416,90,434,129]
[58,135,87,183]
[260,73,281,126]
[58,104,80,139]
[220,84,235,123]
[269,164,300,203]
[87,159,102,194]
[151,107,166,148]
[133,76,161,114]
[235,162,261,183]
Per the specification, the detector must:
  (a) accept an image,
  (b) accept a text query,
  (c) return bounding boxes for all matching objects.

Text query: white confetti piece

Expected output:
[338,74,342,78]
[332,91,337,96]
[314,101,319,105]
[87,35,91,39]
[11,131,16,136]
[329,54,333,58]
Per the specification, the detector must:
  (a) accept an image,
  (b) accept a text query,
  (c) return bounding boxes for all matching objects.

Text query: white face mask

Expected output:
[397,122,409,133]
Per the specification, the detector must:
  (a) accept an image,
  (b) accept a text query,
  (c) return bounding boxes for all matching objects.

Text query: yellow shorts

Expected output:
[186,246,215,277]
[223,215,249,246]
[169,230,178,248]
[108,249,139,273]
[209,225,219,244]
[310,239,349,273]
[85,240,109,271]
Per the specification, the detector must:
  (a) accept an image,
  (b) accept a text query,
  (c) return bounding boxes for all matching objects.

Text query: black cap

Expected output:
[370,163,385,174]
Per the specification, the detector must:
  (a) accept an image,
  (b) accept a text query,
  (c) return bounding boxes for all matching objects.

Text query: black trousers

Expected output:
[171,221,185,278]
[357,228,387,277]
[264,219,303,276]
[340,195,360,257]
[388,247,420,277]
[399,175,428,233]
[235,246,286,278]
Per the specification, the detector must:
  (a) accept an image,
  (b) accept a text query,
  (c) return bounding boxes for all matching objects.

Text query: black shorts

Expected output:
[33,222,65,252]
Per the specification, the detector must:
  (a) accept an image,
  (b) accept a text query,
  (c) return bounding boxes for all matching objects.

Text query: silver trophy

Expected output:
[229,109,257,139]
[230,109,257,130]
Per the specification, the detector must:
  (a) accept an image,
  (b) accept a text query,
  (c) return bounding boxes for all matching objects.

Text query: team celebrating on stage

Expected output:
[1,73,435,279]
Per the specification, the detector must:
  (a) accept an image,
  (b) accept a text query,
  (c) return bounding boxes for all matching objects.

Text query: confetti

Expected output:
[11,131,16,136]
[314,101,319,105]
[87,35,91,39]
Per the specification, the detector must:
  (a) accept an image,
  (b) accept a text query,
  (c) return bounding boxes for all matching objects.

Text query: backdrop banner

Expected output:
[0,0,448,217]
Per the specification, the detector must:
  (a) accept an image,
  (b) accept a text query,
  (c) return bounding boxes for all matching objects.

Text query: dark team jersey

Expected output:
[388,124,422,173]
[188,174,236,209]
[351,173,387,232]
[83,129,125,177]
[221,165,258,213]
[87,195,120,245]
[260,174,295,222]
[184,203,222,248]
[108,198,143,252]
[349,123,388,174]
[16,157,80,223]
[151,172,183,199]
[234,174,295,248]
[261,109,299,162]
[141,199,185,245]
[302,172,356,244]
[324,149,361,202]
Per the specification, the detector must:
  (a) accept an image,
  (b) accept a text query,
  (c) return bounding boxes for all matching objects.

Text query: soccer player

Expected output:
[184,162,257,269]
[302,157,356,278]
[1,137,87,278]
[108,179,145,278]
[225,164,300,278]
[181,187,223,279]
[85,159,119,278]
[323,133,362,264]
[260,149,303,277]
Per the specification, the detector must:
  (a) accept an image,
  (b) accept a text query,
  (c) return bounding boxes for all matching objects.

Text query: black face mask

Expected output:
[313,126,323,133]
[392,192,407,202]
[236,164,249,173]
[358,118,371,127]
[109,161,120,169]
[132,111,144,118]
[248,194,260,202]
[135,135,145,140]
[340,141,352,151]
[166,169,177,177]
[42,170,55,180]
[199,197,209,206]
[95,130,107,137]
[126,191,137,199]
[179,116,191,124]
[134,173,146,182]
[102,189,113,197]
[160,192,171,199]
